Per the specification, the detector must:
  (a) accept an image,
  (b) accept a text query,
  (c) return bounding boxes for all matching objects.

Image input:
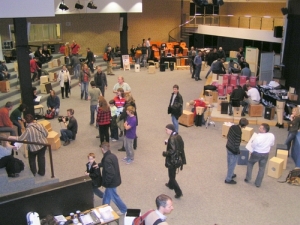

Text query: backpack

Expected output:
[279,168,300,185]
[44,110,55,120]
[103,52,108,61]
[132,210,162,225]
[26,212,41,225]
[171,150,183,169]
[6,158,24,174]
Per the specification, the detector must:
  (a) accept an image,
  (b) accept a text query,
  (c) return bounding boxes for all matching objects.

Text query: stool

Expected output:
[34,104,44,115]
[154,62,159,68]
[148,60,154,65]
[47,131,61,150]
[178,110,194,127]
[135,64,140,72]
[249,104,263,117]
[242,127,254,142]
[275,144,289,157]
[38,120,52,132]
[40,82,52,94]
[267,157,284,179]
[40,75,49,84]
[237,146,249,165]
[148,65,155,74]
[277,150,288,169]
[0,81,10,93]
[233,106,242,117]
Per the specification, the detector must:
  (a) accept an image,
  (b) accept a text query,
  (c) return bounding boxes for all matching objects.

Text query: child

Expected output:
[84,153,103,199]
[109,100,119,141]
[123,106,137,165]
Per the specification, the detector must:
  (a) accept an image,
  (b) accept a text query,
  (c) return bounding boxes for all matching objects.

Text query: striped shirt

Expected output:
[18,123,48,152]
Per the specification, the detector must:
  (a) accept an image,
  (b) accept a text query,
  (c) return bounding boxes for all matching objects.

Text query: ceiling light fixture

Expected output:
[59,1,69,10]
[87,1,97,9]
[75,1,84,10]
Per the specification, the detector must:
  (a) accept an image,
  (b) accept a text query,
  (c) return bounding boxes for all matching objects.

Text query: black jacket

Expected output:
[163,132,186,169]
[86,161,102,187]
[99,150,121,188]
[94,71,107,88]
[86,51,95,63]
[230,87,247,101]
[168,92,183,119]
[226,125,242,155]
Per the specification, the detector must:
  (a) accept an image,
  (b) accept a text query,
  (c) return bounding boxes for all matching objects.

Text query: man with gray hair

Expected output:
[144,194,174,225]
[0,102,16,136]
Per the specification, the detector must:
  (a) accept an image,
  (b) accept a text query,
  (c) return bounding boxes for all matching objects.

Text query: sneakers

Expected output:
[111,138,117,142]
[121,157,128,162]
[225,180,237,184]
[125,159,134,165]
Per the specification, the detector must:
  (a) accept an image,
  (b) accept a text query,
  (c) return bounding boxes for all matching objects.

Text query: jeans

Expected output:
[81,82,89,100]
[74,64,81,79]
[243,99,259,114]
[140,54,147,67]
[90,105,97,124]
[205,66,212,78]
[28,146,46,176]
[0,126,16,136]
[167,167,182,196]
[225,150,238,182]
[11,120,22,136]
[171,115,179,133]
[228,101,246,115]
[60,129,73,142]
[99,124,110,144]
[195,65,201,80]
[124,137,134,160]
[245,152,269,187]
[88,62,94,73]
[103,187,127,214]
[285,131,297,150]
[93,186,103,199]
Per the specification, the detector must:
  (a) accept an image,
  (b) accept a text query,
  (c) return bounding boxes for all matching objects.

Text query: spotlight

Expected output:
[59,2,69,11]
[87,1,97,9]
[218,0,224,6]
[281,7,288,15]
[75,3,84,10]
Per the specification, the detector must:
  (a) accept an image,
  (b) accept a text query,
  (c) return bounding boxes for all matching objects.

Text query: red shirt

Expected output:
[59,45,65,54]
[96,108,111,125]
[0,107,13,127]
[113,96,126,108]
[30,59,38,72]
[71,43,80,55]
[193,99,207,117]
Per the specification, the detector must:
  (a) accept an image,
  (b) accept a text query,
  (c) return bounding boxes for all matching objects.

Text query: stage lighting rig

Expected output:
[87,1,97,9]
[75,1,84,10]
[59,1,69,10]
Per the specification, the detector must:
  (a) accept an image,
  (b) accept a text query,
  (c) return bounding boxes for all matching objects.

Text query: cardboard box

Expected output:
[40,75,49,84]
[242,127,254,142]
[212,73,218,81]
[267,157,284,179]
[288,93,298,101]
[0,81,10,93]
[48,61,53,69]
[204,95,213,105]
[249,104,263,117]
[47,131,61,150]
[178,110,194,127]
[148,65,155,74]
[277,150,288,170]
[49,72,57,82]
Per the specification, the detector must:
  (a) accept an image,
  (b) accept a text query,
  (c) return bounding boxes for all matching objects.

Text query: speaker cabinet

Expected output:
[221,101,229,114]
[264,107,275,120]
[274,26,283,38]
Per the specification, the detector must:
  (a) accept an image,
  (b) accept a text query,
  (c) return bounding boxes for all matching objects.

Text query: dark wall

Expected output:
[0,176,94,225]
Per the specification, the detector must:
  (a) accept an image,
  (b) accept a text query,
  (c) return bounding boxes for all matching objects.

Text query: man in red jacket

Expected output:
[0,102,16,136]
[30,57,41,81]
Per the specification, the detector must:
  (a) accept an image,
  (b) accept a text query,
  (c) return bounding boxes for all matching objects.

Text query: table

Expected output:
[291,132,300,167]
[64,204,120,225]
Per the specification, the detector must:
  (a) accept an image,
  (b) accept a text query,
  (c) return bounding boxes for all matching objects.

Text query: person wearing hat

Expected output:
[0,60,11,81]
[162,124,186,199]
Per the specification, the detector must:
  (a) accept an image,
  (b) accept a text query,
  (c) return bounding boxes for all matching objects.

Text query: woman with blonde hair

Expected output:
[96,96,111,145]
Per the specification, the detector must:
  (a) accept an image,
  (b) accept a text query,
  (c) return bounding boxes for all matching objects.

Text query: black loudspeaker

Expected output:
[170,62,174,71]
[45,82,52,94]
[264,107,275,120]
[274,26,283,38]
[221,101,229,114]
[160,64,165,72]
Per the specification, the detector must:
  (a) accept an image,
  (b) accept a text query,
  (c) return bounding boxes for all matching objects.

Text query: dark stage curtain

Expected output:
[282,14,300,94]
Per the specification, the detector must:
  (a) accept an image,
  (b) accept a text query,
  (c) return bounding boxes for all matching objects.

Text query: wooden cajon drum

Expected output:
[52,59,58,67]
[0,81,10,93]
[40,82,52,94]
[40,75,49,84]
[233,106,242,117]
[277,150,288,170]
[178,110,194,127]
[249,104,263,117]
[135,64,140,72]
[267,157,284,178]
[154,62,159,68]
[212,91,218,103]
[212,73,218,81]
[38,120,52,132]
[48,61,53,69]
[60,56,65,64]
[49,72,57,82]
[14,62,18,72]
[47,131,61,150]
[242,127,254,142]
[148,65,156,74]
[222,124,231,137]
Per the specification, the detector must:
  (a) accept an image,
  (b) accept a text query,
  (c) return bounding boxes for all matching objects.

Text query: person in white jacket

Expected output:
[58,65,71,99]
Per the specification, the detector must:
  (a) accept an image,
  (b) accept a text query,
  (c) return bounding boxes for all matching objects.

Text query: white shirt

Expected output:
[247,88,260,102]
[146,40,150,47]
[251,132,275,153]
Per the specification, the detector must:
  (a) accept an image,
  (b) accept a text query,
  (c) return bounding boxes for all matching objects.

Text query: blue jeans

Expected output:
[103,187,127,214]
[124,137,134,160]
[93,186,103,199]
[284,131,297,150]
[225,150,238,182]
[0,126,16,136]
[90,105,97,124]
[245,152,269,187]
[74,64,81,79]
[81,82,89,100]
[171,115,179,133]
[60,129,73,142]
[195,65,201,80]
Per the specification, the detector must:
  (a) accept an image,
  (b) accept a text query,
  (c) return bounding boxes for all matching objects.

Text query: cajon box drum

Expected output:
[0,81,10,93]
[249,104,263,117]
[267,157,284,179]
[242,127,254,142]
[237,146,249,165]
[178,110,194,127]
[40,75,49,84]
[135,64,140,72]
[277,150,288,170]
[40,82,52,94]
[222,124,231,137]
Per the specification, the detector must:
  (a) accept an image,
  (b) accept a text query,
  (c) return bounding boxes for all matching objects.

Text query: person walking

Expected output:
[79,63,91,100]
[88,81,101,126]
[167,85,183,133]
[85,153,103,199]
[57,65,71,99]
[94,66,107,97]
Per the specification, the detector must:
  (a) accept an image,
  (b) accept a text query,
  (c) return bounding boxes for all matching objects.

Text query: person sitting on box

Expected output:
[42,45,52,63]
[228,85,248,116]
[228,59,241,74]
[0,60,11,81]
[47,90,60,117]
[191,98,207,125]
[242,84,261,116]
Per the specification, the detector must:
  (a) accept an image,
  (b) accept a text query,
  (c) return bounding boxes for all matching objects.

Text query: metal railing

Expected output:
[0,137,55,178]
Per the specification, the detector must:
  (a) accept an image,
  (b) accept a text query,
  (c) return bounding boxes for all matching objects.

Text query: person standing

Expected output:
[9,103,27,136]
[140,42,148,67]
[86,48,95,73]
[106,47,114,75]
[244,123,275,187]
[146,38,151,59]
[98,142,127,215]
[112,76,131,95]
[167,85,183,133]
[70,40,80,55]
[58,65,71,99]
[114,88,126,138]
[79,63,91,100]
[11,114,48,176]
[162,124,186,199]
[122,106,137,165]
[0,102,16,136]
[96,97,111,145]
[94,66,107,97]
[85,153,103,199]
[193,51,202,81]
[144,194,174,225]
[70,53,81,79]
[30,57,41,82]
[225,118,249,184]
[284,107,300,150]
[60,109,78,146]
[64,42,70,65]
[88,81,101,126]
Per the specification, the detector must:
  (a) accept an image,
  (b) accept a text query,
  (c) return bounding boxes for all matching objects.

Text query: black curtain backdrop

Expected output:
[283,14,300,94]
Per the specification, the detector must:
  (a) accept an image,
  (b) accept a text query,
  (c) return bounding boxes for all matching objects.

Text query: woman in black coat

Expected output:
[85,153,103,199]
